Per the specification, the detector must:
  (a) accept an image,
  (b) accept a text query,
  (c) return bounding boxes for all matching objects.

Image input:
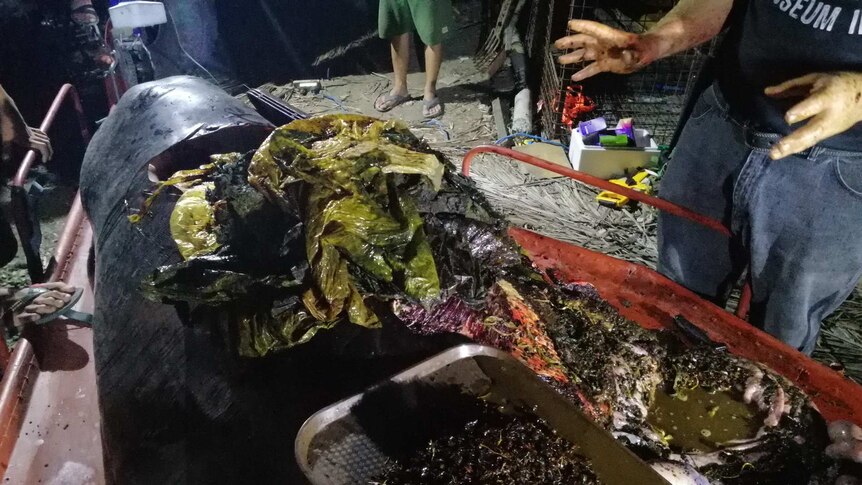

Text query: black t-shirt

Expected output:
[717,0,862,150]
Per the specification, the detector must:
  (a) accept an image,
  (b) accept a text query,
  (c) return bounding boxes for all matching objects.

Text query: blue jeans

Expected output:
[658,84,862,355]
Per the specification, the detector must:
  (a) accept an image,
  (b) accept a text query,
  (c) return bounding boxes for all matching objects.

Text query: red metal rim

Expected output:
[510,227,862,424]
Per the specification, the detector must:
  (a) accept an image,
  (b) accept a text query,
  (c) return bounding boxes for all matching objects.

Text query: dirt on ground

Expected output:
[0,167,76,290]
[251,8,498,166]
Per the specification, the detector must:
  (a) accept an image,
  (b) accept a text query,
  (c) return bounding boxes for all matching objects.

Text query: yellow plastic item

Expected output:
[170,183,220,259]
[595,169,654,209]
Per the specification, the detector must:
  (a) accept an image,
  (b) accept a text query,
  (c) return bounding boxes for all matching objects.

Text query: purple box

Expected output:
[578,117,607,137]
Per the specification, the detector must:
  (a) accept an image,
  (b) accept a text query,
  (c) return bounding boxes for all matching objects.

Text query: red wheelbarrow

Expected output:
[0,133,860,484]
[462,145,862,425]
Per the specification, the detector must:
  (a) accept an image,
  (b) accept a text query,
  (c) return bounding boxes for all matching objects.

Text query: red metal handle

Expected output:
[0,83,101,476]
[461,145,752,320]
[13,84,90,188]
[10,84,91,284]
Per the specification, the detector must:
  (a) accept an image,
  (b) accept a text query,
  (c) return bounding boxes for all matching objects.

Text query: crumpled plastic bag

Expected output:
[142,115,451,356]
[170,183,219,260]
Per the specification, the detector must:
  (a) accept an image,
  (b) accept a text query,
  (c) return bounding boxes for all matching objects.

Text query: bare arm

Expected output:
[0,84,29,147]
[639,0,734,64]
[556,2,862,159]
[0,84,52,162]
[662,1,862,160]
[555,0,734,81]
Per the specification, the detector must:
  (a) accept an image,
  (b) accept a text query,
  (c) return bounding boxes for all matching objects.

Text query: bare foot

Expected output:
[14,282,76,325]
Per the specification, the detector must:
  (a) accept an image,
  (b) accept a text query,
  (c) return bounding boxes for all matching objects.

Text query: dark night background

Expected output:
[0,0,402,173]
[0,0,398,121]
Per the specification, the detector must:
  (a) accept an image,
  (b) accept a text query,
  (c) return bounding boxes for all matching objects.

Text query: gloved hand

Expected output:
[765,72,862,160]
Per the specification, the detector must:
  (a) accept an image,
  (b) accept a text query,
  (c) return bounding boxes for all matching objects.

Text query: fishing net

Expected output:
[467,153,658,268]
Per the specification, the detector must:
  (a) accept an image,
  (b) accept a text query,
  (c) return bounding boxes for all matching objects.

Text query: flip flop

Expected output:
[375,93,411,113]
[423,97,444,119]
[10,286,93,326]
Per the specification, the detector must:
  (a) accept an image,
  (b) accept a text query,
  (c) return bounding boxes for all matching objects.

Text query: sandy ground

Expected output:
[253,8,499,165]
[265,59,497,154]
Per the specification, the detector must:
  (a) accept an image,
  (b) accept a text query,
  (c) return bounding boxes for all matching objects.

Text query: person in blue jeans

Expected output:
[556,4,862,359]
[555,0,862,462]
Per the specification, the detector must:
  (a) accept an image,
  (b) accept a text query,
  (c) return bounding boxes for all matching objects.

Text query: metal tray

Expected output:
[295,344,668,485]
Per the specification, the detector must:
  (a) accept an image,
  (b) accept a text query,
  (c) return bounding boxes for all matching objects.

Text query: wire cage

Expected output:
[527,0,717,146]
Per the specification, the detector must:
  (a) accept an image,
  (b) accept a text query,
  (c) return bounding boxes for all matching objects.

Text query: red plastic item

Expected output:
[511,228,862,424]
[557,85,596,129]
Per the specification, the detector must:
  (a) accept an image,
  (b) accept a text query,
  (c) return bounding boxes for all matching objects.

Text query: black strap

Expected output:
[9,287,47,313]
[0,206,17,267]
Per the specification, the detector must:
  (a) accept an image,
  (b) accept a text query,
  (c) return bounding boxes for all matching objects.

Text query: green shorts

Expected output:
[378,0,454,46]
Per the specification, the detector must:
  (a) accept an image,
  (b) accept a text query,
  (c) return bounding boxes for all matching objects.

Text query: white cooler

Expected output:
[108,1,167,29]
[568,128,661,180]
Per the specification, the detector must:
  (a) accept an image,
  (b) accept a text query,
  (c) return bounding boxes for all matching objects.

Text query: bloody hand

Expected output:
[765,72,862,160]
[555,20,657,82]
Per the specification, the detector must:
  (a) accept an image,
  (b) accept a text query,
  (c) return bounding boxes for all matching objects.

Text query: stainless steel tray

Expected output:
[295,344,668,485]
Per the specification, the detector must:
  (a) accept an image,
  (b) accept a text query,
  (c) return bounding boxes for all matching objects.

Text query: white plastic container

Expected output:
[568,128,661,180]
[109,1,167,29]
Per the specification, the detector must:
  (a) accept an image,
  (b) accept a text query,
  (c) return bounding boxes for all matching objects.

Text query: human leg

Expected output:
[390,33,411,97]
[409,0,452,118]
[376,0,413,112]
[739,146,862,354]
[422,43,443,117]
[663,84,862,354]
[375,34,412,112]
[657,86,750,302]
